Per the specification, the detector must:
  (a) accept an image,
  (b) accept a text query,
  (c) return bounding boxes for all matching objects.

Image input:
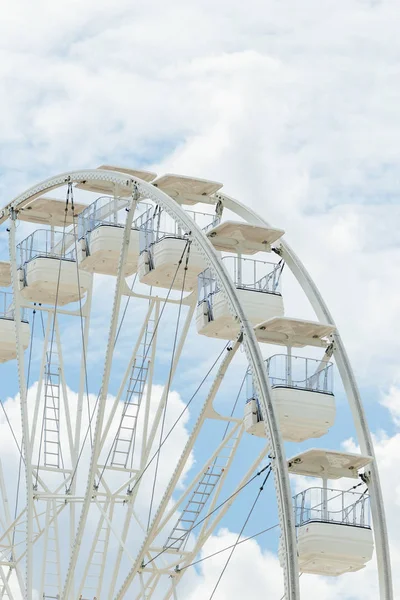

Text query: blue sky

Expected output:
[1,1,400,599]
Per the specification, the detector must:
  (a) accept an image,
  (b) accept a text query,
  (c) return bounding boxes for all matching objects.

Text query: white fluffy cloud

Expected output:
[1,0,399,382]
[1,1,400,599]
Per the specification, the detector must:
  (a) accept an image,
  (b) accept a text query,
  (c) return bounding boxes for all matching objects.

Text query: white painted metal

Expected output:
[54,317,75,474]
[42,356,61,469]
[0,569,14,600]
[196,288,284,339]
[8,213,34,600]
[62,187,139,599]
[162,423,243,553]
[97,165,157,182]
[0,167,391,600]
[0,263,11,287]
[161,447,269,600]
[78,225,140,275]
[72,277,93,464]
[0,319,30,363]
[99,299,157,452]
[298,522,374,576]
[249,350,335,442]
[0,460,25,597]
[17,197,86,226]
[137,237,206,291]
[39,501,62,598]
[262,388,334,442]
[114,178,299,600]
[110,339,242,597]
[219,191,393,599]
[19,257,92,306]
[110,303,156,469]
[254,316,335,347]
[152,174,223,205]
[244,388,335,442]
[287,449,373,480]
[207,220,284,254]
[76,500,114,599]
[75,167,157,196]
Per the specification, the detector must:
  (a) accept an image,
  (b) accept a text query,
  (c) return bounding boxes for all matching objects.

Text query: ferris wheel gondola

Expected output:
[0,167,392,600]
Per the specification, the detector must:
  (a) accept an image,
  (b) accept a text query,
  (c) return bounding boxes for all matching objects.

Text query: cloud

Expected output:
[1,1,400,387]
[1,1,400,599]
[380,384,400,427]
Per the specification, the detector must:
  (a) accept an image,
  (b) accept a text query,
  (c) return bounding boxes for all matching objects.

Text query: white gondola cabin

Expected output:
[196,257,284,339]
[244,354,335,442]
[297,518,374,576]
[0,292,30,362]
[77,196,150,276]
[17,230,92,306]
[280,450,375,576]
[137,208,212,291]
[278,486,374,576]
[278,450,375,576]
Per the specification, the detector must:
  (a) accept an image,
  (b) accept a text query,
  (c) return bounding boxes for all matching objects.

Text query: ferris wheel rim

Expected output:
[218,191,393,600]
[5,168,299,600]
[1,167,392,600]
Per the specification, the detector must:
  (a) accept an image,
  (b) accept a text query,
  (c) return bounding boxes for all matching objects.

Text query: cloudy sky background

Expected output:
[1,0,400,598]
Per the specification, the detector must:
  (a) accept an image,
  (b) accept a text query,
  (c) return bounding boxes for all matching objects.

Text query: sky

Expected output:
[1,0,400,599]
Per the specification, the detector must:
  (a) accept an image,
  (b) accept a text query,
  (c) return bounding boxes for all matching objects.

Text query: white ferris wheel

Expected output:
[0,167,393,600]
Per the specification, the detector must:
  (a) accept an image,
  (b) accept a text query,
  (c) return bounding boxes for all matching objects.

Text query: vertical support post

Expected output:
[287,346,292,387]
[141,300,160,460]
[62,187,139,599]
[139,572,146,599]
[171,577,178,600]
[50,226,55,254]
[237,253,242,287]
[306,357,310,390]
[0,459,25,596]
[8,210,34,599]
[342,488,345,524]
[71,277,93,576]
[113,185,118,225]
[322,478,328,522]
[39,503,51,598]
[300,491,305,525]
[73,280,93,458]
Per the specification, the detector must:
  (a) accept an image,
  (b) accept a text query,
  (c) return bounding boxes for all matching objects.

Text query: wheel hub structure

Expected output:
[0,167,392,600]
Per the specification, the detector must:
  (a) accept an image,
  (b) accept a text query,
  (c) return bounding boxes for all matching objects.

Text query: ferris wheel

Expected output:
[0,167,393,600]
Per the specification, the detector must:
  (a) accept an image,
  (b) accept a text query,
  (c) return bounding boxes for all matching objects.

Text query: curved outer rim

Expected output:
[4,168,392,598]
[219,192,393,600]
[6,169,299,600]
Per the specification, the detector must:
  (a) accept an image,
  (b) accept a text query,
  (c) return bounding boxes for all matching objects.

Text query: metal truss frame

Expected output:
[0,168,390,600]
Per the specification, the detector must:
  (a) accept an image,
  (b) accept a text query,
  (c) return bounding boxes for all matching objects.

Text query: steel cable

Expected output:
[208,467,272,599]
